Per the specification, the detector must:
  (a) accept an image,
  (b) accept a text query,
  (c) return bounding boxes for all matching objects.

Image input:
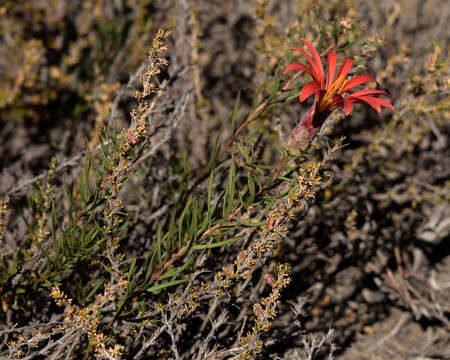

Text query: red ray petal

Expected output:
[347,89,391,98]
[340,75,377,94]
[300,38,324,86]
[288,47,322,84]
[284,63,316,79]
[354,96,395,112]
[343,98,354,115]
[334,58,354,89]
[300,81,321,102]
[326,50,337,89]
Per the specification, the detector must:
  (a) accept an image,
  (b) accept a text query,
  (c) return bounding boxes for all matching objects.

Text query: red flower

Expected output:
[284,38,394,131]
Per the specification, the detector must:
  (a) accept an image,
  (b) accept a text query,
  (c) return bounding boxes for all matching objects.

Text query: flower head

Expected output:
[284,38,394,131]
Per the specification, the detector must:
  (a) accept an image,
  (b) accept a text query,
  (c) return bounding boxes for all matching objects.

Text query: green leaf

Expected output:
[193,236,241,250]
[223,158,236,218]
[144,250,157,283]
[237,219,266,227]
[128,259,137,281]
[180,198,200,258]
[63,175,75,225]
[50,200,59,265]
[247,171,256,205]
[270,67,281,98]
[85,280,104,303]
[278,176,296,182]
[236,143,251,164]
[156,222,163,265]
[81,155,92,204]
[168,211,176,250]
[274,142,285,156]
[207,169,215,218]
[159,254,195,280]
[178,197,192,248]
[147,278,187,293]
[206,191,223,229]
[231,90,241,134]
[204,122,225,174]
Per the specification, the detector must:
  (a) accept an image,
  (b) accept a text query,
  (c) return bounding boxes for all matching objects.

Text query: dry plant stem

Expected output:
[273,155,288,182]
[20,328,78,360]
[133,325,167,360]
[194,310,229,359]
[162,311,181,360]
